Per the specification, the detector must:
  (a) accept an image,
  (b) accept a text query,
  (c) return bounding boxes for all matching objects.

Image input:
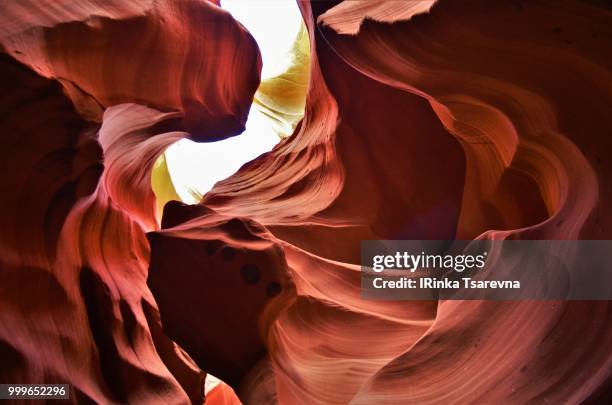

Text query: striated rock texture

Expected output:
[0,0,257,402]
[1,1,611,405]
[1,0,260,140]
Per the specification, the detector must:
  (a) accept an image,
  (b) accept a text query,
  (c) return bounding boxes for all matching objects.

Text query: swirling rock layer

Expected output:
[0,0,611,404]
[1,0,261,140]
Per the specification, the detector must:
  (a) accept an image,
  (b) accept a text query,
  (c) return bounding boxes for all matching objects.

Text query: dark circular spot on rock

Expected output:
[240,264,260,285]
[266,282,281,297]
[221,246,235,261]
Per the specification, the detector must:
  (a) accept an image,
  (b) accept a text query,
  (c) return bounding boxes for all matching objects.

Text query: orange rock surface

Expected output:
[0,0,611,404]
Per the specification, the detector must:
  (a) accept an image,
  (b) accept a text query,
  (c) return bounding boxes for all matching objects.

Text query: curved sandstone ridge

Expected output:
[0,55,203,403]
[0,0,611,404]
[1,0,260,140]
[317,0,438,35]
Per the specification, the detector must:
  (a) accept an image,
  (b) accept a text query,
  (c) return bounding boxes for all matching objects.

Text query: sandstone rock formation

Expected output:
[0,0,610,404]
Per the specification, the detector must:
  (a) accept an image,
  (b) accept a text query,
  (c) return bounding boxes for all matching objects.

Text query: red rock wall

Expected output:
[1,0,611,404]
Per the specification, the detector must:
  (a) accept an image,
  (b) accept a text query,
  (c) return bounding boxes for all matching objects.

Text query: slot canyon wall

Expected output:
[0,0,611,404]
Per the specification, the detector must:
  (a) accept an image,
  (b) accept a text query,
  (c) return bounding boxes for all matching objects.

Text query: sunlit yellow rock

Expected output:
[151,152,182,222]
[253,22,310,138]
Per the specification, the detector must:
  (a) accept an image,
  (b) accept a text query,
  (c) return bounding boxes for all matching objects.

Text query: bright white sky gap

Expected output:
[165,0,303,204]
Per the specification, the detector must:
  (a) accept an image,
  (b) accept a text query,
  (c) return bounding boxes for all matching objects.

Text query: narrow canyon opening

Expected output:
[162,0,309,204]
